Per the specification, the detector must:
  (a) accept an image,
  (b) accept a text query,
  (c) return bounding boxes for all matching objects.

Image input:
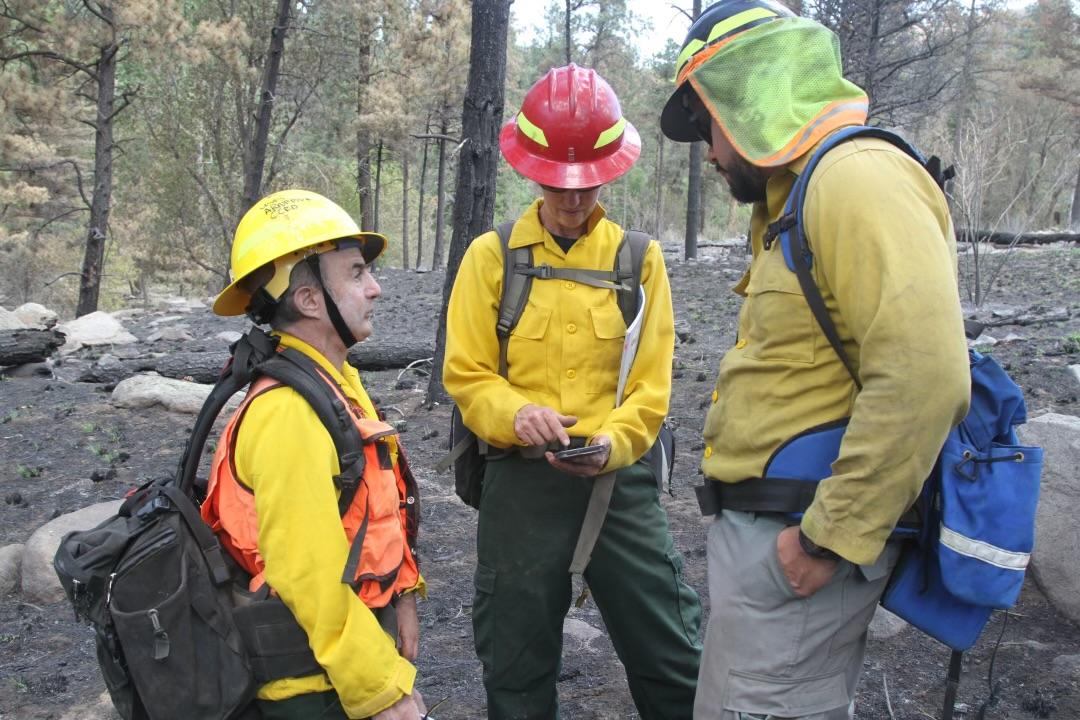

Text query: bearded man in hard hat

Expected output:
[443,64,702,719]
[661,1,970,718]
[202,190,427,720]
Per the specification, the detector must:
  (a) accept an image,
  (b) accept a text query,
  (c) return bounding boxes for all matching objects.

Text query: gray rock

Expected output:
[59,690,120,720]
[1018,414,1080,625]
[563,617,603,646]
[57,311,137,351]
[0,543,23,595]
[0,306,27,330]
[216,330,243,344]
[1070,364,1079,387]
[148,314,184,327]
[868,606,909,640]
[111,372,215,414]
[1051,653,1080,679]
[21,500,122,603]
[1,361,54,378]
[13,302,57,328]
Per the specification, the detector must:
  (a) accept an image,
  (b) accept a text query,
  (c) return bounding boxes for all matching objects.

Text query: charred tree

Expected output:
[684,0,703,261]
[240,0,292,219]
[426,0,512,403]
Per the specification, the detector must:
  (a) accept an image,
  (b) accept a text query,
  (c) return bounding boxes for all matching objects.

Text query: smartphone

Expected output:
[553,444,607,460]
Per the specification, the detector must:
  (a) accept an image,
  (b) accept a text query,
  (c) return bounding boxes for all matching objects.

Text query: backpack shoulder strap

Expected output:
[176,326,280,497]
[616,229,651,328]
[495,220,527,378]
[766,126,943,391]
[257,349,367,516]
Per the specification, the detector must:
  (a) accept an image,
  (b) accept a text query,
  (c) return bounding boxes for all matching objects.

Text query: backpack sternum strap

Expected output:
[518,264,630,292]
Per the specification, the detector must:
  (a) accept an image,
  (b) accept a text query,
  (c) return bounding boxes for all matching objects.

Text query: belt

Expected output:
[695,477,920,527]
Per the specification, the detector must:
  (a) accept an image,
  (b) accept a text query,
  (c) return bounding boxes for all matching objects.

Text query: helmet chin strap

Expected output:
[305,253,357,349]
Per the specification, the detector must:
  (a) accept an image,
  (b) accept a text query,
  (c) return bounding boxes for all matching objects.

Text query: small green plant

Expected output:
[1,409,17,424]
[0,633,17,643]
[16,465,42,479]
[973,344,995,355]
[13,676,29,693]
[79,421,96,433]
[1063,332,1080,354]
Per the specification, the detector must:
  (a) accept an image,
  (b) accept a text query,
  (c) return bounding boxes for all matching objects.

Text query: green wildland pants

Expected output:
[473,455,702,719]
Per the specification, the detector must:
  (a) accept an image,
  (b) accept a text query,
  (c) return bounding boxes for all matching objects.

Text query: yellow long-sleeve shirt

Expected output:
[701,135,971,565]
[443,200,674,472]
[235,333,420,718]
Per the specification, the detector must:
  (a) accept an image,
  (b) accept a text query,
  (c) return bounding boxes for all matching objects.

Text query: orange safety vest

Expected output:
[200,371,420,609]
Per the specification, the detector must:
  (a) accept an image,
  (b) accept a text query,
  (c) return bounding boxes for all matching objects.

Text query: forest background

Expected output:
[0,0,1077,321]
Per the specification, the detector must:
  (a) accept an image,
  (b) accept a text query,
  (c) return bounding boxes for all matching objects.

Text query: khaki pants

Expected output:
[694,511,899,720]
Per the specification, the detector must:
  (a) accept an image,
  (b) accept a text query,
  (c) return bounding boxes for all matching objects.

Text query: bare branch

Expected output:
[0,49,98,80]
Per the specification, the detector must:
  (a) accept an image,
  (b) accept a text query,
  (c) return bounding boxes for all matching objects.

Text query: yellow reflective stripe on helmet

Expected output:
[706,7,778,42]
[674,38,705,80]
[674,8,779,80]
[517,112,549,147]
[593,117,626,149]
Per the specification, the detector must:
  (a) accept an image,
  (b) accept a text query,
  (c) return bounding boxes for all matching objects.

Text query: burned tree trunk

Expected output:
[426,0,512,403]
[239,0,292,219]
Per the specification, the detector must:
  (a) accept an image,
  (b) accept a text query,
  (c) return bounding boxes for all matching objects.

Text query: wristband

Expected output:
[798,529,839,560]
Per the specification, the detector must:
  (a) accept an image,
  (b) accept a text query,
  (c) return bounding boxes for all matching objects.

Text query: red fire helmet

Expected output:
[500,64,640,189]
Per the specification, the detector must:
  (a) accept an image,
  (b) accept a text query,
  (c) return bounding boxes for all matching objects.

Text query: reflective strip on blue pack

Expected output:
[939,525,1030,571]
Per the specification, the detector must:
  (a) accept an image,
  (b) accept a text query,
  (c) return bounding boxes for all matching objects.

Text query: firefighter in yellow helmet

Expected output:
[661,3,969,718]
[443,65,702,719]
[205,189,428,720]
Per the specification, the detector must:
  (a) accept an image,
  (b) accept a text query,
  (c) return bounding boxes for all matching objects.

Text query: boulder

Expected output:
[1018,413,1080,625]
[0,543,23,595]
[0,306,26,330]
[57,311,137,350]
[1070,364,1079,387]
[59,690,120,720]
[146,325,194,343]
[216,330,243,345]
[868,606,909,640]
[21,500,123,603]
[13,302,58,328]
[111,372,215,414]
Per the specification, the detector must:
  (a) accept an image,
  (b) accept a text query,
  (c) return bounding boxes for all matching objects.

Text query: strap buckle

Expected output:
[763,213,796,250]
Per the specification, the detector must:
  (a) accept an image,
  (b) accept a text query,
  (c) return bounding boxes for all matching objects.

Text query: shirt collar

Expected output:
[508,198,609,250]
[273,331,366,405]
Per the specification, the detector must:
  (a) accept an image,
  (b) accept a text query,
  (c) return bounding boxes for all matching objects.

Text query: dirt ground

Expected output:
[1,241,1078,719]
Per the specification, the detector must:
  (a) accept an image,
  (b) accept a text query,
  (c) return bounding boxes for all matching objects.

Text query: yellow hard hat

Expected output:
[213,189,387,317]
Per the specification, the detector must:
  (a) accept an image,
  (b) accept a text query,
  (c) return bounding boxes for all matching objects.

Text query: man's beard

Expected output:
[723,158,768,204]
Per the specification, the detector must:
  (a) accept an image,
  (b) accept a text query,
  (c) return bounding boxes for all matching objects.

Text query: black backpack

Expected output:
[439,221,674,508]
[53,327,392,720]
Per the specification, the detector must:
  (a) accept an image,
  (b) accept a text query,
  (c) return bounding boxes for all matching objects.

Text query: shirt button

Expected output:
[735,338,747,349]
[711,390,718,403]
[565,281,576,290]
[567,323,577,334]
[566,369,576,379]
[704,446,713,459]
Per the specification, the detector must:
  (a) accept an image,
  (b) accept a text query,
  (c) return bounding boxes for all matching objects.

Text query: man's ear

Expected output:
[290,283,323,320]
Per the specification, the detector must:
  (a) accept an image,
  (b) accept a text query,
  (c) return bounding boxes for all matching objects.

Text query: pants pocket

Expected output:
[723,668,849,717]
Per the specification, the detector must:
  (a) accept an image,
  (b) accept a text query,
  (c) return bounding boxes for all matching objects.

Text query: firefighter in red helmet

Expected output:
[444,64,702,719]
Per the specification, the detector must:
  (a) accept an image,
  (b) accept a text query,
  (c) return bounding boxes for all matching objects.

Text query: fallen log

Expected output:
[79,340,436,384]
[956,228,1080,246]
[348,340,434,371]
[0,328,66,366]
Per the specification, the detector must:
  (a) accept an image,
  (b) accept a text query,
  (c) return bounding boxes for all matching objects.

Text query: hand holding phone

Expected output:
[552,444,608,460]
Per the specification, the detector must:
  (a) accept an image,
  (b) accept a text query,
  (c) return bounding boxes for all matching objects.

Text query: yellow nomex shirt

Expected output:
[443,199,675,471]
[234,333,423,718]
[701,136,970,565]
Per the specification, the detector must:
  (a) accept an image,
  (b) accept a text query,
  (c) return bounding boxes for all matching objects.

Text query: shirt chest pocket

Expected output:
[584,303,625,395]
[742,251,815,364]
[507,302,551,390]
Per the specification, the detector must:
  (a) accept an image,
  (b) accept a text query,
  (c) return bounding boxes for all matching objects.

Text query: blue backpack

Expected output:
[766,126,1044,719]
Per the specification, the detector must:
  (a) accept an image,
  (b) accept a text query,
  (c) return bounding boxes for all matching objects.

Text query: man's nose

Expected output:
[367,274,382,298]
[563,190,583,208]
